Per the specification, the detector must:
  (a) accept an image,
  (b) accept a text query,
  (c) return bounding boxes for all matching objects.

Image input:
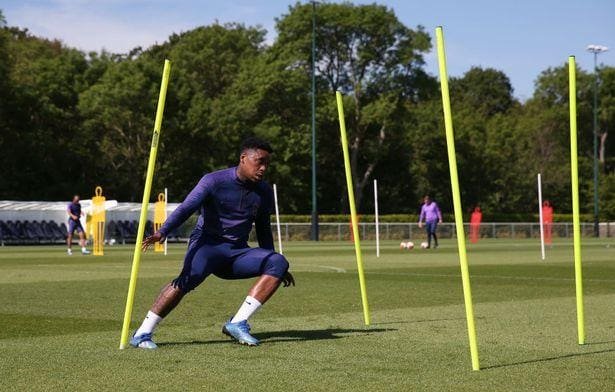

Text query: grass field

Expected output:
[1,238,615,391]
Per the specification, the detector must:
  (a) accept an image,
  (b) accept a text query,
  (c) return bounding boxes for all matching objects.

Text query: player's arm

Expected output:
[418,206,425,228]
[437,204,443,223]
[142,175,210,250]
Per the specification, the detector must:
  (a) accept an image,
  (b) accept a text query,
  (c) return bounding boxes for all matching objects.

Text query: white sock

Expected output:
[231,296,262,323]
[135,311,162,336]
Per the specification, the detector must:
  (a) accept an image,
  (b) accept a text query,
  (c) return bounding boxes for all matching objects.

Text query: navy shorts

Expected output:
[68,219,84,234]
[425,221,438,234]
[172,234,289,293]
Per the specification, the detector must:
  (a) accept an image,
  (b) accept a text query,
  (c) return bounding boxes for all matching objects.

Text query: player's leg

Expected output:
[216,249,290,346]
[131,240,227,349]
[76,223,90,254]
[432,222,439,248]
[66,221,74,255]
[425,222,432,248]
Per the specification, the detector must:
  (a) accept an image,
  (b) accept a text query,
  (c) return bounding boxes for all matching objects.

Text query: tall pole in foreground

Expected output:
[569,56,585,345]
[586,44,608,238]
[273,184,283,255]
[336,91,371,326]
[374,179,380,258]
[538,174,546,260]
[435,27,480,371]
[120,60,172,349]
[310,1,319,241]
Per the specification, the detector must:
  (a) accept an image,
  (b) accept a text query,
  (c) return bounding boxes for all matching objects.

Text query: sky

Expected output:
[2,0,614,100]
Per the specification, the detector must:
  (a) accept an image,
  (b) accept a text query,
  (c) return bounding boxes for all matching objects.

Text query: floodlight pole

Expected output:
[310,1,319,241]
[586,45,608,237]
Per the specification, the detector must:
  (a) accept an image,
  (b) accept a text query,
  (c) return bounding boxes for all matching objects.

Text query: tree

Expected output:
[275,2,432,209]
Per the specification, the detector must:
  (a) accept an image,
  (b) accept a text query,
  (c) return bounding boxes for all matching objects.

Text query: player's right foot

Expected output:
[130,332,158,349]
[67,249,72,256]
[222,320,259,346]
[81,249,91,255]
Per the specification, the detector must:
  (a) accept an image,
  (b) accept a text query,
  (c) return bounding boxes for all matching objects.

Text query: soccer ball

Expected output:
[420,242,429,249]
[400,241,414,250]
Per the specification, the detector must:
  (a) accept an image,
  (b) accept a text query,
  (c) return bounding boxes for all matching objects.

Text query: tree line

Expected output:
[0,4,614,218]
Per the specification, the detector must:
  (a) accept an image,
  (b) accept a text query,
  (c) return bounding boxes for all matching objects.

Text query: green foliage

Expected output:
[1,7,615,219]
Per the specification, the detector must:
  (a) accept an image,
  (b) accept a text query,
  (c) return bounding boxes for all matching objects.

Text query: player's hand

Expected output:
[282,271,295,287]
[142,231,165,252]
[418,222,423,228]
[439,219,443,224]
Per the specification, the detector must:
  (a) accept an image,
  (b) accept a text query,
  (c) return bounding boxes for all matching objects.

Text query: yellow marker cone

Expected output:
[119,59,172,349]
[336,91,370,326]
[436,26,480,371]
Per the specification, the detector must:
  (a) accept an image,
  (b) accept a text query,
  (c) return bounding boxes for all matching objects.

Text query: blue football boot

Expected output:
[130,332,158,349]
[222,319,259,346]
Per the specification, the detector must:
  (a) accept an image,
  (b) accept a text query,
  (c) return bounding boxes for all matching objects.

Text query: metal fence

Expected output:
[245,222,615,242]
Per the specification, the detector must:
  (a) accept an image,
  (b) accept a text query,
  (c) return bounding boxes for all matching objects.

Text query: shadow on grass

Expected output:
[159,327,393,347]
[483,347,615,370]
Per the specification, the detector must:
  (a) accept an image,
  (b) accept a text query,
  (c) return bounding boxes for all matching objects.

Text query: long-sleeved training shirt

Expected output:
[159,167,274,250]
[419,202,442,223]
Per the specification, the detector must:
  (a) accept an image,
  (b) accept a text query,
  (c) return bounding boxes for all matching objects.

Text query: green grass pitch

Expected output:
[1,239,615,391]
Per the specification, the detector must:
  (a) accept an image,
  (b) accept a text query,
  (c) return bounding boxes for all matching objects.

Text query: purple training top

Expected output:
[67,202,81,221]
[419,202,442,223]
[159,167,274,250]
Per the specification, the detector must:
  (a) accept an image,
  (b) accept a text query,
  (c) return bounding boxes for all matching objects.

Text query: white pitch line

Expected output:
[315,265,347,273]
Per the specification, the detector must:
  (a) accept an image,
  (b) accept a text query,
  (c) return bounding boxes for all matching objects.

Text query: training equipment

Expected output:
[569,56,585,345]
[374,179,380,257]
[154,193,166,253]
[164,188,168,255]
[273,184,283,254]
[91,186,106,256]
[336,91,371,326]
[537,173,545,260]
[436,26,480,371]
[406,241,414,250]
[223,319,259,346]
[120,59,172,350]
[129,332,157,349]
[420,242,428,249]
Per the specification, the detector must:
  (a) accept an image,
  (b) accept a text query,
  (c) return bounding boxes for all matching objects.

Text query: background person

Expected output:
[418,195,443,249]
[470,206,482,244]
[66,195,90,255]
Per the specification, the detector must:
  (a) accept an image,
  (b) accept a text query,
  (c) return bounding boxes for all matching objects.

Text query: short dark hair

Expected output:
[240,137,273,154]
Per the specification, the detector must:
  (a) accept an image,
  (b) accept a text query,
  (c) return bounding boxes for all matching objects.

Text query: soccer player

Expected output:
[66,195,90,255]
[418,195,442,249]
[130,137,294,349]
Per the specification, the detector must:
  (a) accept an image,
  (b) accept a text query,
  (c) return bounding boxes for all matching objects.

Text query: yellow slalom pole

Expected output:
[336,91,371,326]
[569,56,585,345]
[119,59,172,349]
[435,26,480,371]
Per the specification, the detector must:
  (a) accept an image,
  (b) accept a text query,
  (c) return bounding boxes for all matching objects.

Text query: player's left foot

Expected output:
[222,319,259,346]
[81,249,91,255]
[130,332,158,349]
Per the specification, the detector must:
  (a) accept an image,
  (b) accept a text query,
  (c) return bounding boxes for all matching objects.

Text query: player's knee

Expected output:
[263,253,289,279]
[171,275,202,293]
